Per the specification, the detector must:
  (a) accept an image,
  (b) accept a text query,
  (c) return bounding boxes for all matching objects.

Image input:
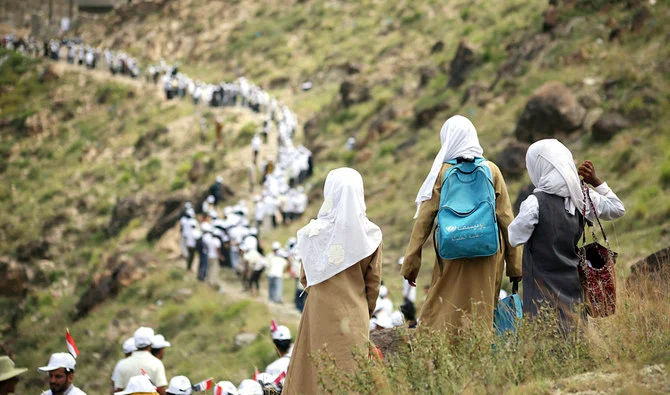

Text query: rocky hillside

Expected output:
[1,0,669,392]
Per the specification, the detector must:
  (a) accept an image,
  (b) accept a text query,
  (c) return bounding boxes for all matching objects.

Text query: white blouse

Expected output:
[508,182,625,247]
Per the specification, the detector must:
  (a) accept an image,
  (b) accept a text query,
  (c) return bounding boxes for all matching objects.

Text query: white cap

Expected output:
[38,353,76,372]
[167,376,192,395]
[207,195,215,203]
[201,222,213,233]
[391,310,405,327]
[249,227,258,236]
[186,208,195,217]
[208,210,218,219]
[216,175,223,183]
[115,375,157,394]
[379,285,388,298]
[271,325,291,341]
[185,202,193,209]
[255,372,274,385]
[214,381,238,395]
[375,313,393,329]
[397,257,404,265]
[133,326,155,349]
[271,241,281,250]
[122,337,137,354]
[151,334,171,349]
[237,379,262,395]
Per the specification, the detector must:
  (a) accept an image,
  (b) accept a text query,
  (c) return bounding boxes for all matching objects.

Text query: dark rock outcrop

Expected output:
[418,66,436,88]
[107,195,148,237]
[74,253,151,319]
[514,81,586,143]
[188,159,206,183]
[630,247,670,281]
[414,101,450,127]
[431,41,444,54]
[542,6,558,32]
[448,41,477,88]
[630,6,651,33]
[514,184,535,215]
[592,112,630,142]
[15,239,50,262]
[495,141,529,179]
[340,77,370,107]
[0,256,30,298]
[134,126,169,160]
[370,328,411,358]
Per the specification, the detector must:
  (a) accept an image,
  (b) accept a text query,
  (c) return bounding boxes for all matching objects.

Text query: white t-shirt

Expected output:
[184,221,201,248]
[245,250,266,271]
[266,253,288,278]
[43,384,87,395]
[402,279,417,303]
[202,233,221,259]
[112,350,167,389]
[265,355,290,377]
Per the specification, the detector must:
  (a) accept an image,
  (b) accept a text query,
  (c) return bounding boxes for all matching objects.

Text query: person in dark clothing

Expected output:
[209,176,223,204]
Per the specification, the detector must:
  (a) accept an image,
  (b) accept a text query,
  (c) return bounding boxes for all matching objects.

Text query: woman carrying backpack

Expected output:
[401,115,522,332]
[283,167,382,395]
[508,139,625,332]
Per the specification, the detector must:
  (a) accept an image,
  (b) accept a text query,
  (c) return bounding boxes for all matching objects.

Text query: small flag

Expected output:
[192,378,213,391]
[253,367,260,381]
[270,319,278,333]
[65,329,79,358]
[273,372,286,384]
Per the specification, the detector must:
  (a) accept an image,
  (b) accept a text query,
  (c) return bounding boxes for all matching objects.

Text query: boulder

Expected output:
[495,141,529,179]
[368,105,398,136]
[578,92,601,109]
[234,332,258,348]
[39,63,63,83]
[542,6,559,32]
[340,77,370,107]
[74,253,149,319]
[630,247,670,281]
[418,66,436,88]
[514,184,536,215]
[188,159,205,183]
[592,112,630,142]
[448,41,477,88]
[490,33,551,90]
[342,61,362,75]
[630,6,651,33]
[430,41,445,54]
[370,328,409,358]
[107,195,148,237]
[15,239,50,262]
[0,256,29,298]
[414,102,450,127]
[514,81,586,143]
[134,126,169,160]
[268,75,290,89]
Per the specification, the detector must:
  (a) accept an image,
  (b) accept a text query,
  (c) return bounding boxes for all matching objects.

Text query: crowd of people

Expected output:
[2,31,629,395]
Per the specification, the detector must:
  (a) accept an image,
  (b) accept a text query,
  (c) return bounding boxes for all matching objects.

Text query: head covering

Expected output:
[134,327,155,349]
[0,356,27,381]
[237,379,262,395]
[167,376,192,395]
[413,115,483,218]
[123,337,137,354]
[207,195,215,204]
[186,208,195,218]
[296,168,382,287]
[379,285,388,298]
[201,223,213,233]
[271,325,291,341]
[38,353,76,373]
[216,175,223,183]
[271,241,281,251]
[214,381,238,395]
[525,139,584,215]
[114,375,158,394]
[255,373,274,386]
[151,334,171,349]
[391,310,405,327]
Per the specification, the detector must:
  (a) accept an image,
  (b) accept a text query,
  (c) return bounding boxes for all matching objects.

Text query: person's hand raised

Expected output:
[578,160,602,187]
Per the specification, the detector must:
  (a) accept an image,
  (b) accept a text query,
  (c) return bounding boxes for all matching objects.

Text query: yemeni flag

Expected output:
[270,319,278,333]
[253,367,260,381]
[274,372,286,385]
[192,378,213,392]
[65,329,79,358]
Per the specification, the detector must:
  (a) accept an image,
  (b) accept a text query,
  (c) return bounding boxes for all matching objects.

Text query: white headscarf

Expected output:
[296,168,382,287]
[525,139,584,215]
[413,115,484,218]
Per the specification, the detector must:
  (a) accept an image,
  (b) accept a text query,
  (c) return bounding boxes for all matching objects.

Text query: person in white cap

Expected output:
[166,376,191,395]
[237,379,261,395]
[200,223,222,289]
[38,352,86,395]
[150,335,171,361]
[114,375,158,395]
[213,381,237,395]
[374,285,394,317]
[202,195,216,214]
[111,337,137,394]
[266,242,288,304]
[265,325,292,377]
[113,327,167,395]
[0,356,27,395]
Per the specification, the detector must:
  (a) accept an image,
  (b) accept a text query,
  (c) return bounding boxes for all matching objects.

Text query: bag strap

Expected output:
[581,182,611,250]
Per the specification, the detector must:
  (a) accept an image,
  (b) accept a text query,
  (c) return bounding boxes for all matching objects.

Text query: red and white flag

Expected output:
[273,371,286,385]
[270,319,278,333]
[65,329,79,358]
[192,378,213,392]
[253,367,260,381]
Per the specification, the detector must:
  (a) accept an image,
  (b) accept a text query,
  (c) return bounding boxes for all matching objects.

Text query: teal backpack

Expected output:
[436,158,499,260]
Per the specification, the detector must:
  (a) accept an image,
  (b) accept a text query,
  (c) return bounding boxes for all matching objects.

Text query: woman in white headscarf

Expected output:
[400,115,522,332]
[509,139,625,331]
[283,168,382,395]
